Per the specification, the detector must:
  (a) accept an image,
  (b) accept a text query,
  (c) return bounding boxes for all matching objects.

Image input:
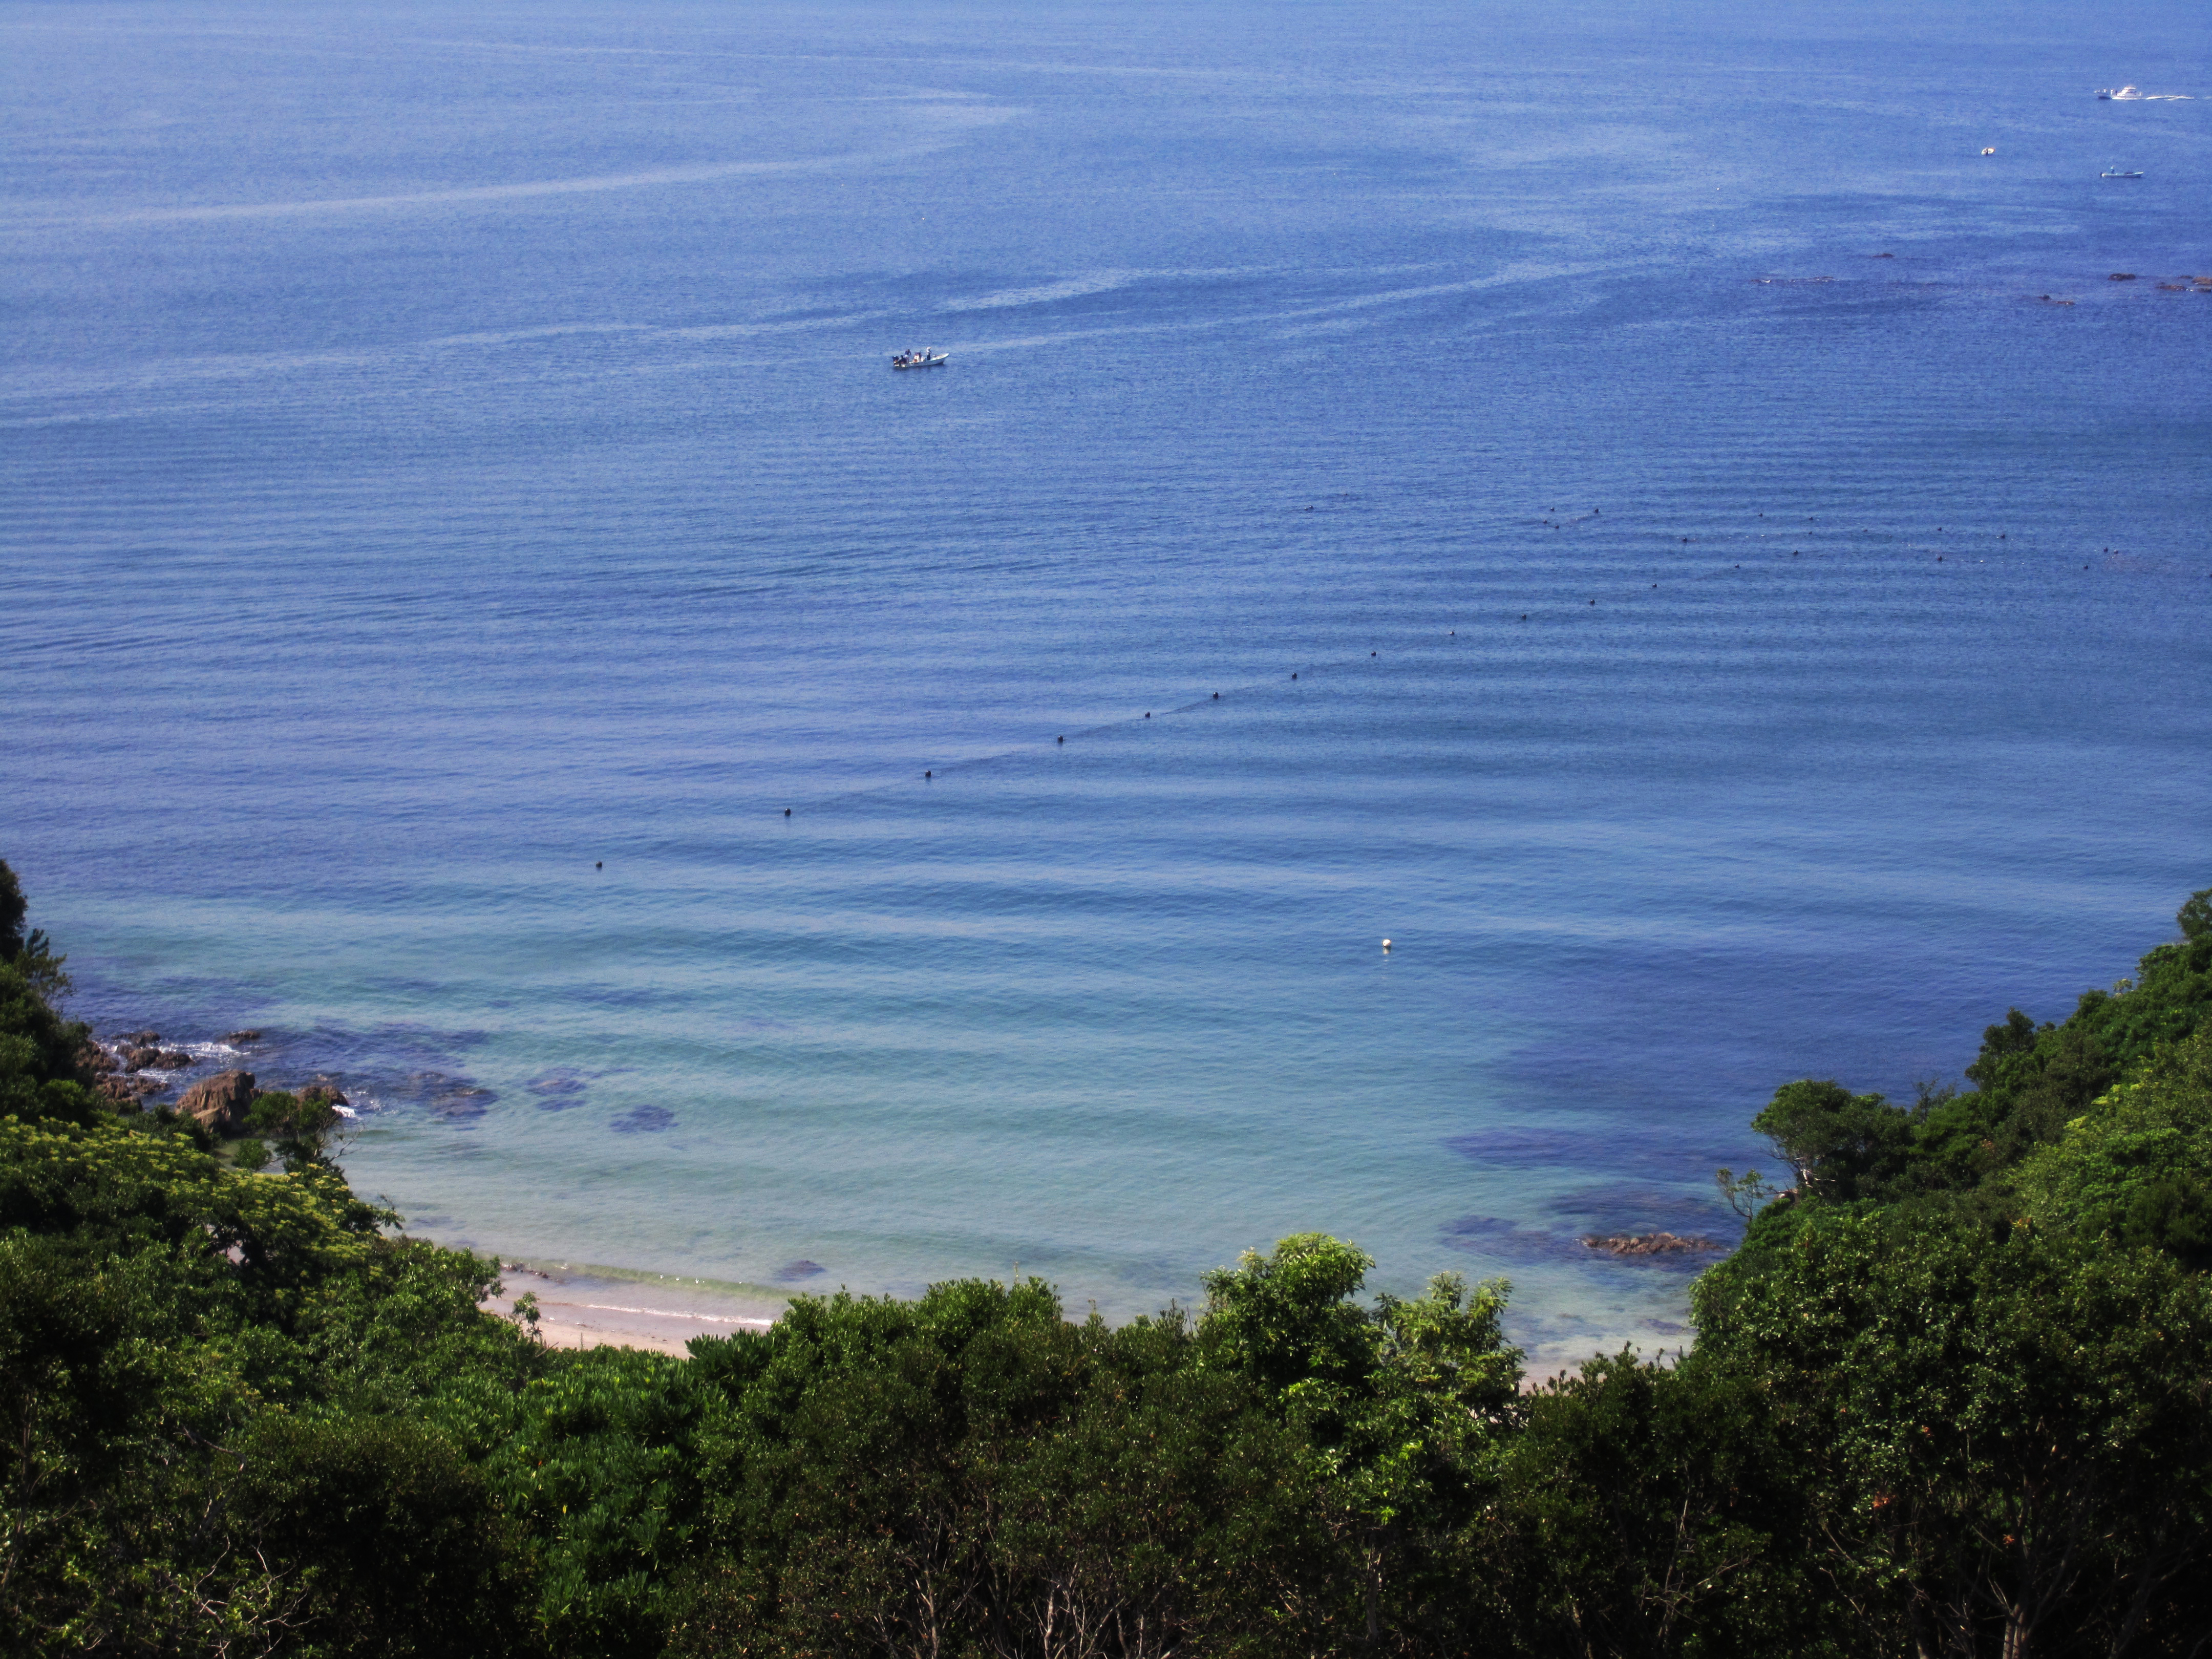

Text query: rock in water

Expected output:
[178,1070,257,1133]
[1579,1231,1723,1257]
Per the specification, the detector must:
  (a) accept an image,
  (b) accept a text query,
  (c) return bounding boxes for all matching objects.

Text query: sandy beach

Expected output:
[481,1261,787,1356]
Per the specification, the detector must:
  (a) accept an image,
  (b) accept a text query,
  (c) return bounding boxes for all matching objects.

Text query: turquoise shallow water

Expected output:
[3,0,2208,1357]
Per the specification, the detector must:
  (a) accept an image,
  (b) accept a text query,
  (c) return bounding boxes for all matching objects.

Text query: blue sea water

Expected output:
[3,0,2208,1357]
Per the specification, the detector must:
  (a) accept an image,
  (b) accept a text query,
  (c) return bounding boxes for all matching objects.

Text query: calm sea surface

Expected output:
[4,0,2207,1356]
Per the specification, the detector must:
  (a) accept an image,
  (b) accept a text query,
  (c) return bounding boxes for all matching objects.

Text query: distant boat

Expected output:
[2098,86,2143,100]
[2100,167,2145,178]
[2097,85,2193,100]
[891,350,948,370]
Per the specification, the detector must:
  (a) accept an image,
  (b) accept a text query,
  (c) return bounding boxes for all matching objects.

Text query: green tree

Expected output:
[1197,1235,1521,1652]
[1750,1079,1915,1200]
[0,958,98,1130]
[1483,1353,1830,1659]
[1692,1211,2212,1658]
[2014,1027,2212,1269]
[0,862,24,962]
[0,860,72,1006]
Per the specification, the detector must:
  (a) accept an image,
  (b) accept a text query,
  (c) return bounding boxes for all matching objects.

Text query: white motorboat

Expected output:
[2100,167,2144,178]
[2098,86,2143,99]
[891,350,948,370]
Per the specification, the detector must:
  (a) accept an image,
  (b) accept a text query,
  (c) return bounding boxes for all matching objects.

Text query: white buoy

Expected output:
[1381,939,1392,951]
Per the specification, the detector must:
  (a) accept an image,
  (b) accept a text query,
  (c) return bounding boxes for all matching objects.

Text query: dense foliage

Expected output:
[4,857,2208,1658]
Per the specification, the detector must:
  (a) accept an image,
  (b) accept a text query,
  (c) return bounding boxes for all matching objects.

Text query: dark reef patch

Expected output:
[1438,1215,1587,1264]
[1443,1127,1602,1168]
[377,1070,499,1122]
[609,1104,676,1135]
[527,1072,590,1110]
[1541,1181,1738,1240]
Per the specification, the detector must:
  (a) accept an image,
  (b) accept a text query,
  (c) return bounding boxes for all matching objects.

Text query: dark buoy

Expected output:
[595,861,602,869]
[1057,735,1064,744]
[925,770,932,778]
[784,808,791,817]
[1520,614,1528,621]
[1213,692,1219,699]
[1290,672,1296,679]
[1144,712,1151,718]
[1371,651,1377,656]
[1589,599,1596,605]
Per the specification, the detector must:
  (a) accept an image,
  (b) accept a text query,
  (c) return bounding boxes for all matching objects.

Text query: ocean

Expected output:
[4,0,2207,1359]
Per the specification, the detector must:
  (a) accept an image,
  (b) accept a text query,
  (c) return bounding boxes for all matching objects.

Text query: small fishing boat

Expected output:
[891,350,948,370]
[2098,86,2141,100]
[2100,167,2144,178]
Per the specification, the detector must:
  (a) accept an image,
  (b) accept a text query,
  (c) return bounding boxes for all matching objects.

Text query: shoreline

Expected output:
[74,1020,1713,1368]
[465,1252,1687,1380]
[477,1256,789,1355]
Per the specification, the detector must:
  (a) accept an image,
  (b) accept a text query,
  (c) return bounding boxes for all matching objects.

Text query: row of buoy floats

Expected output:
[773,512,2191,818]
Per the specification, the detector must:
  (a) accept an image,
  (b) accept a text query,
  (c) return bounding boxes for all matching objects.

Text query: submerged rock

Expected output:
[609,1104,676,1135]
[432,1086,495,1120]
[224,1030,263,1045]
[178,1070,256,1133]
[1580,1231,1723,1257]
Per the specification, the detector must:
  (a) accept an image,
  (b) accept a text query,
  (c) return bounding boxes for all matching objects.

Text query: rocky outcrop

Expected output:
[100,1075,168,1102]
[1580,1231,1723,1257]
[178,1070,256,1133]
[224,1030,262,1045]
[301,1083,348,1109]
[119,1045,194,1072]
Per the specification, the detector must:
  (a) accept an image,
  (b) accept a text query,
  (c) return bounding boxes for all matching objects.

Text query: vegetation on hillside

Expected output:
[4,857,2207,1658]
